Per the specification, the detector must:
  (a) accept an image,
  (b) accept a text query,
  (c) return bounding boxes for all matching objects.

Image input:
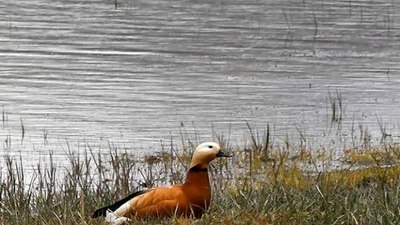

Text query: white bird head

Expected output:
[190,142,231,168]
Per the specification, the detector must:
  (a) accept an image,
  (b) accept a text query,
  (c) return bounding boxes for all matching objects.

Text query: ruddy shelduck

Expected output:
[92,142,231,224]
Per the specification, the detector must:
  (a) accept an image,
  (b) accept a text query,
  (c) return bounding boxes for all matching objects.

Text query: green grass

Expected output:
[1,134,400,225]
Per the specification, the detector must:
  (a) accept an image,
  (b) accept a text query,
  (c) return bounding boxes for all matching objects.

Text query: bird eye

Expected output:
[208,145,213,149]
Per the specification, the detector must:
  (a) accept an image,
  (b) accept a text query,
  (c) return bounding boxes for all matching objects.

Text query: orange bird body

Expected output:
[92,142,230,224]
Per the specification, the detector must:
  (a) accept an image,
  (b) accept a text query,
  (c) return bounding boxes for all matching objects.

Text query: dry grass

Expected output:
[1,132,400,225]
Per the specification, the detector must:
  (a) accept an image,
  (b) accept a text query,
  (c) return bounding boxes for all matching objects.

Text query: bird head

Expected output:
[190,142,231,168]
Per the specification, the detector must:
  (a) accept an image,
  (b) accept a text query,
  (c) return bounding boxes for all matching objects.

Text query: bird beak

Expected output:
[216,150,232,158]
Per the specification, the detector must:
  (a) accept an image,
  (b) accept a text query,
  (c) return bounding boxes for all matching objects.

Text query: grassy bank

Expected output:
[1,135,400,225]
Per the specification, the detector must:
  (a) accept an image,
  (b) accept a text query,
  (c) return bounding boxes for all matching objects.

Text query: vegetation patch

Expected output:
[1,133,400,224]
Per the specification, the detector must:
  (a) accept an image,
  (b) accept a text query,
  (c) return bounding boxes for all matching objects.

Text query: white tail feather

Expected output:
[105,209,131,225]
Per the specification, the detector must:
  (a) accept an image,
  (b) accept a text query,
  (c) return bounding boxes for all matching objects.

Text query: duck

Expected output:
[92,142,231,224]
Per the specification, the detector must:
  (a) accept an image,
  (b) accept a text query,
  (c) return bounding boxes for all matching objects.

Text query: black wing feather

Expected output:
[91,190,148,218]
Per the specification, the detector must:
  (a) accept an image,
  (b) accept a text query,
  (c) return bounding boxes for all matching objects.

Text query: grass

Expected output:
[1,130,400,225]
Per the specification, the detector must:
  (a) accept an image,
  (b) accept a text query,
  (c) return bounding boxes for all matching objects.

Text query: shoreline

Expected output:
[1,133,400,224]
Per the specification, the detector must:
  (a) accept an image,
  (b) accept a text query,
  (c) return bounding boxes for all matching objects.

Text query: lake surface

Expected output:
[1,0,400,169]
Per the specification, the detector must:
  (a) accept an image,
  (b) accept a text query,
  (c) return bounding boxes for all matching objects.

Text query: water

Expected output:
[1,0,400,169]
